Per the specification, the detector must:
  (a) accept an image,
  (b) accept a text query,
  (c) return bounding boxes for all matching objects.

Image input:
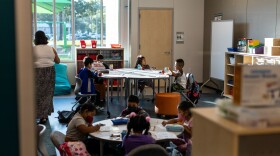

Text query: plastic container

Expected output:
[91,40,97,48]
[80,40,86,48]
[111,44,121,48]
[227,48,237,52]
[229,57,235,64]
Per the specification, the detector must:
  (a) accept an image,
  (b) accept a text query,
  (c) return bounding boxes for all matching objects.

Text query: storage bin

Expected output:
[111,44,121,48]
[227,48,237,52]
[229,57,235,64]
[80,40,86,48]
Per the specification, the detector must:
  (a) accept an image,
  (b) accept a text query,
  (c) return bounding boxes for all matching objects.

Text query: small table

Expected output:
[90,118,180,156]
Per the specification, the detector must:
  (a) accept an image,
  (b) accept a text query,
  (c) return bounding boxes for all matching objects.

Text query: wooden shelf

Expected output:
[224,52,280,98]
[227,63,235,66]
[227,83,234,87]
[192,108,280,156]
[76,48,124,74]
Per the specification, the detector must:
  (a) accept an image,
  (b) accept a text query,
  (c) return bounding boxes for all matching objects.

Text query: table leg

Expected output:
[120,79,123,104]
[158,79,160,93]
[117,79,120,101]
[106,79,110,118]
[134,79,138,95]
[152,79,155,97]
[99,140,104,156]
[164,79,167,92]
[169,76,172,92]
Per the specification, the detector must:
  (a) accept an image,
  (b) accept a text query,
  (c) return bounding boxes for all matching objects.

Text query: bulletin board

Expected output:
[210,20,233,80]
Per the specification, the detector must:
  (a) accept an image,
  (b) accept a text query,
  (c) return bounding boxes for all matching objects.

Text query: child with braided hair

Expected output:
[122,113,155,155]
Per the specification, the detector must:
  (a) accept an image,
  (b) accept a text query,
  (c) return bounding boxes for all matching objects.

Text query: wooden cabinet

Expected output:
[224,52,280,98]
[192,108,280,156]
[76,48,124,73]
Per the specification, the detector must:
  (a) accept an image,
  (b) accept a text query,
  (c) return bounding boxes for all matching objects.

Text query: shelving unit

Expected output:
[192,108,280,156]
[224,52,280,98]
[76,48,124,87]
[76,48,124,73]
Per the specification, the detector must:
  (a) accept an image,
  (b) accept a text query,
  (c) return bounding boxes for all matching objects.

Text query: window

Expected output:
[32,0,119,62]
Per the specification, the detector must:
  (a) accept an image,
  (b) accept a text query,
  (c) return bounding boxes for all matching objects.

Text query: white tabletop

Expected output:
[101,68,170,79]
[89,118,180,142]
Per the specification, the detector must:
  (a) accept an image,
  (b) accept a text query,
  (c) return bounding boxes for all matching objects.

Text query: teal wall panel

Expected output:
[0,0,19,155]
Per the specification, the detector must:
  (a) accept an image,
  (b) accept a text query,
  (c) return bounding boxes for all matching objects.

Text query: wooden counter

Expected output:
[192,107,280,156]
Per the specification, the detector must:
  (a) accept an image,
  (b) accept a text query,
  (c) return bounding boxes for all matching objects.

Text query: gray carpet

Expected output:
[41,120,56,156]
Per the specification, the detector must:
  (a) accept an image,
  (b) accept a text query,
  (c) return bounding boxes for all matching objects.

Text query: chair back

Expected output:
[74,76,82,95]
[37,124,48,156]
[127,144,168,156]
[50,130,66,150]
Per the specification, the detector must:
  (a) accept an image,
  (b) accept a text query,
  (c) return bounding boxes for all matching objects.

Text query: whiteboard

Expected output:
[210,20,233,80]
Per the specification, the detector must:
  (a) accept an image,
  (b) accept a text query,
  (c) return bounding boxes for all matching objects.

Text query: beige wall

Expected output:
[16,0,36,155]
[204,0,279,90]
[131,0,204,82]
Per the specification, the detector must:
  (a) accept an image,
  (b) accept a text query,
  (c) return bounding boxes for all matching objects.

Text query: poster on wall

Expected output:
[176,32,184,44]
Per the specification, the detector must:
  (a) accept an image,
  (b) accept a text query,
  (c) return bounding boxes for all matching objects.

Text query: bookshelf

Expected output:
[76,48,124,73]
[224,52,280,98]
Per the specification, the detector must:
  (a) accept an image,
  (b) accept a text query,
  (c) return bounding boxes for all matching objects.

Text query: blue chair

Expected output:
[54,63,71,95]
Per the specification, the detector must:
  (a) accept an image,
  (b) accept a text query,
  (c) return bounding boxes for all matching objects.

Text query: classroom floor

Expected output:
[44,86,223,156]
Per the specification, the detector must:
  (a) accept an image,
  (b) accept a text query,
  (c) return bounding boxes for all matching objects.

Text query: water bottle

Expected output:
[137,64,142,70]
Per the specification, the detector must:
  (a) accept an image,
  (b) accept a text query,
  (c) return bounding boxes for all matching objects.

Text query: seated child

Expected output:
[120,95,149,118]
[171,58,187,92]
[162,101,193,156]
[64,103,102,155]
[134,55,154,95]
[96,54,109,69]
[122,113,155,155]
[93,54,108,102]
[78,56,104,110]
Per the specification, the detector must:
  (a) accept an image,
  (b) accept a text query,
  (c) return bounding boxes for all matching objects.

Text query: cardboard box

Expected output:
[264,46,280,56]
[265,38,280,46]
[233,65,280,106]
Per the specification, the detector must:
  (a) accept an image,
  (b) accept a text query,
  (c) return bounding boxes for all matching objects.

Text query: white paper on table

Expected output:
[99,126,112,132]
[150,125,166,132]
[153,132,178,139]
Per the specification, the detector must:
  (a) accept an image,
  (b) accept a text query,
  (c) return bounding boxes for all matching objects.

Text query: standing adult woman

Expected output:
[33,30,60,124]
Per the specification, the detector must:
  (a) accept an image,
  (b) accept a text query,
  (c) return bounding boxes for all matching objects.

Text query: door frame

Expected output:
[138,8,174,68]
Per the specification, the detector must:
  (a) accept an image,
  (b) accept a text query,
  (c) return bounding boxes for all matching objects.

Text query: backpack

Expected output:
[57,110,75,123]
[185,73,200,104]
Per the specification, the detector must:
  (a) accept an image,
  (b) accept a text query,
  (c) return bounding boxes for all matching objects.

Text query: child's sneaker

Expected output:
[98,107,105,111]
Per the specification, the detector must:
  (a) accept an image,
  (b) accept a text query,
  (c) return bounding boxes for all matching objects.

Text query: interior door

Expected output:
[139,9,173,70]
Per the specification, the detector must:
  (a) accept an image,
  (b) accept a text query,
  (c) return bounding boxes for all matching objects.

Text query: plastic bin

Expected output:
[80,40,86,48]
[229,57,235,64]
[111,44,121,48]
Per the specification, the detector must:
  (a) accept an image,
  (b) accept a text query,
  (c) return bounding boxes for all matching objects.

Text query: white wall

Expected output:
[130,0,204,82]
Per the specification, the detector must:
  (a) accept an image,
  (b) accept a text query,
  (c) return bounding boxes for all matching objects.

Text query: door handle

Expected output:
[163,51,170,55]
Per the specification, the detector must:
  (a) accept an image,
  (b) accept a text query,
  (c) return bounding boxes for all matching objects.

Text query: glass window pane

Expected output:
[55,0,72,61]
[35,1,54,47]
[103,0,119,47]
[75,0,101,47]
